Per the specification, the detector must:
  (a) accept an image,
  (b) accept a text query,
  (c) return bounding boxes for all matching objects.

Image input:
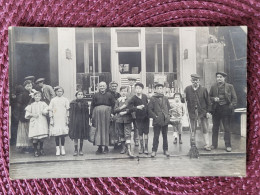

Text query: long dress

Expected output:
[16,90,32,148]
[91,91,115,146]
[69,99,90,140]
[49,96,70,136]
[25,101,49,140]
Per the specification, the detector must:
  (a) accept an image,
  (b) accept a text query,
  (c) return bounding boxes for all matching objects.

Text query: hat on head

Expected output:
[24,76,35,81]
[191,74,200,79]
[127,76,137,81]
[216,72,227,77]
[135,82,144,89]
[154,83,164,88]
[35,78,45,84]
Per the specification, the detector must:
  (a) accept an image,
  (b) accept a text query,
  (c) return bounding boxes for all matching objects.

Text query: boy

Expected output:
[148,83,171,157]
[114,86,134,157]
[128,82,150,154]
[169,93,185,144]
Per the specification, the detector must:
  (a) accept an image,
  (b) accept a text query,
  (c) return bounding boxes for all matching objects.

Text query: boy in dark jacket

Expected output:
[114,86,134,157]
[148,83,171,157]
[128,82,150,154]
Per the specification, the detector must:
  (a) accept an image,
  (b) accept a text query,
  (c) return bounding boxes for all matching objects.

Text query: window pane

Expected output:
[118,52,141,74]
[117,31,139,47]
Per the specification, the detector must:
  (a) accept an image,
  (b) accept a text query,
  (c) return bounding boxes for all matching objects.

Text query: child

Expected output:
[148,83,171,157]
[25,91,49,157]
[69,91,90,156]
[114,86,134,157]
[128,82,150,154]
[49,86,70,156]
[169,93,185,144]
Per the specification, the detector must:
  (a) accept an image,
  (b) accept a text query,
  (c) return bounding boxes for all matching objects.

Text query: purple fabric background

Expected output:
[0,0,259,194]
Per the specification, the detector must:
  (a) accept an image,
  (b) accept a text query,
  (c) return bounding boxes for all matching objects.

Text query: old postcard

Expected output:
[9,26,247,179]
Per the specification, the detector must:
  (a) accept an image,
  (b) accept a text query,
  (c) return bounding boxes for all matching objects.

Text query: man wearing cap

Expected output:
[35,78,55,105]
[107,81,121,148]
[184,74,211,151]
[148,83,171,157]
[126,76,139,146]
[209,72,237,152]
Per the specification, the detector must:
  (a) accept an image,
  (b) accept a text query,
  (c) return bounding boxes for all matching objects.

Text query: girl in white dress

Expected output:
[49,86,70,156]
[25,91,49,157]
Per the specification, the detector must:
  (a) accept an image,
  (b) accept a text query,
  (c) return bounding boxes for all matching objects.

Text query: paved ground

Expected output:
[10,155,246,179]
[9,128,246,179]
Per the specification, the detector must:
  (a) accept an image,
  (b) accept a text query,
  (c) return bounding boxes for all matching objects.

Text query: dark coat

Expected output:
[16,90,32,122]
[114,97,133,123]
[69,99,90,140]
[148,93,171,126]
[128,94,149,120]
[184,85,211,119]
[209,82,237,114]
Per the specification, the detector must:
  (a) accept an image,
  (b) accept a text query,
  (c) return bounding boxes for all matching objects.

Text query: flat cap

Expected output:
[216,72,227,77]
[24,76,35,81]
[35,78,45,84]
[191,74,200,79]
[154,83,164,88]
[134,82,144,89]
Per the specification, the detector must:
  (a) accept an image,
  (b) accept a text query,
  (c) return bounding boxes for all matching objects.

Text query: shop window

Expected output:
[117,31,139,47]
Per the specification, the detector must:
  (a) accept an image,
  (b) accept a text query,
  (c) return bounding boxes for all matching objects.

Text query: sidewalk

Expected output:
[10,127,246,164]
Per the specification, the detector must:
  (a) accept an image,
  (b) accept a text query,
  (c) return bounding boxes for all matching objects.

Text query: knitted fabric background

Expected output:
[0,0,259,194]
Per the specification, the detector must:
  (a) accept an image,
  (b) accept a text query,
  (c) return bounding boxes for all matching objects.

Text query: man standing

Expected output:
[148,83,171,157]
[35,78,55,105]
[126,76,139,146]
[184,74,211,151]
[108,81,121,148]
[209,72,237,152]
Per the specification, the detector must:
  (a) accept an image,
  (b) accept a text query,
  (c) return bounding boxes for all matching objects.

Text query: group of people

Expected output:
[10,71,237,158]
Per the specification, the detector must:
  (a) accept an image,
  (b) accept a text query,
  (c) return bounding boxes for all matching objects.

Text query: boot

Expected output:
[126,143,134,158]
[173,132,178,144]
[79,141,83,156]
[61,146,66,156]
[56,146,60,156]
[33,143,39,157]
[139,137,144,154]
[120,142,126,154]
[144,139,148,154]
[203,133,211,151]
[179,134,183,144]
[103,146,109,154]
[151,151,156,158]
[73,145,78,156]
[96,146,103,154]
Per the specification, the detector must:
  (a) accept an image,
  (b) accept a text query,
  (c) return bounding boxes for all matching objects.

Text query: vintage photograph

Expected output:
[9,26,247,179]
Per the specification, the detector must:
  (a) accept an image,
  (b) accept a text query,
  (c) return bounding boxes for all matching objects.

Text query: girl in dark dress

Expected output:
[69,91,90,156]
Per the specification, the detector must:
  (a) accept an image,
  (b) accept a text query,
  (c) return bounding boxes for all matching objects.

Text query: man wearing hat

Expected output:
[35,78,55,105]
[148,83,171,157]
[184,74,211,151]
[108,81,121,148]
[209,72,237,152]
[126,76,139,146]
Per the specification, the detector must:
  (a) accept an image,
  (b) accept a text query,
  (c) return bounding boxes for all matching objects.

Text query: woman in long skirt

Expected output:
[91,82,115,154]
[16,80,33,152]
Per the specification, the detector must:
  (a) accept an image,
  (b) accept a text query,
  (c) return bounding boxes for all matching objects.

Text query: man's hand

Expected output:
[206,112,211,118]
[137,105,145,110]
[119,111,127,116]
[214,97,220,102]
